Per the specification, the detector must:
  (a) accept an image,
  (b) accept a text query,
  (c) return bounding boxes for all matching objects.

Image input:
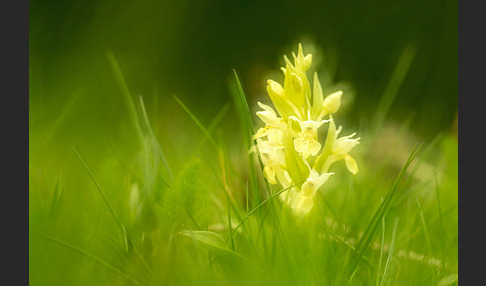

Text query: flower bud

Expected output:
[323,90,343,114]
[304,54,312,71]
[290,73,304,94]
[256,111,281,127]
[267,80,285,98]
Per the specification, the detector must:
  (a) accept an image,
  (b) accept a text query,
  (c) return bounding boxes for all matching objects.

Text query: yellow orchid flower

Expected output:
[332,128,360,174]
[256,102,285,128]
[319,123,360,174]
[290,115,330,159]
[252,43,360,216]
[256,137,291,186]
[289,170,334,215]
[266,79,303,120]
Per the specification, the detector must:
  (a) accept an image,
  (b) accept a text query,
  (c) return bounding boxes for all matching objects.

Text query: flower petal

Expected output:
[308,140,322,156]
[345,155,359,174]
[256,110,281,127]
[263,165,277,184]
[293,138,306,153]
[323,90,343,114]
[291,194,314,215]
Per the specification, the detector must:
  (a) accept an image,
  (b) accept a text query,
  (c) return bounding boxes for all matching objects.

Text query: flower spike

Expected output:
[253,43,360,216]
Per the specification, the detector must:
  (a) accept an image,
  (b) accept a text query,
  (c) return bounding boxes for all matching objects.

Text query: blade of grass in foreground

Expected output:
[375,217,386,286]
[416,196,434,278]
[229,180,305,237]
[229,70,263,204]
[30,232,144,286]
[347,144,422,280]
[172,96,252,246]
[230,70,256,146]
[230,70,277,213]
[106,51,143,140]
[371,43,417,135]
[230,70,298,278]
[70,143,161,285]
[139,95,174,182]
[193,103,231,155]
[69,142,125,233]
[107,51,173,184]
[393,133,442,208]
[379,217,399,286]
[41,91,81,145]
[434,173,447,274]
[173,95,219,149]
[229,71,275,260]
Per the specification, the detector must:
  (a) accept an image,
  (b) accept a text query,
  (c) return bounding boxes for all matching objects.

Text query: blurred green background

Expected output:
[29,1,458,285]
[30,0,457,142]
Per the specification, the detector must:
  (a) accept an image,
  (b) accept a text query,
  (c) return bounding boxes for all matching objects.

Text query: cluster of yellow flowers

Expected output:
[253,44,360,216]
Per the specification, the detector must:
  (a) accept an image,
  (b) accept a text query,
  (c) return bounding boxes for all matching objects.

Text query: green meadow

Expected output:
[29,1,457,285]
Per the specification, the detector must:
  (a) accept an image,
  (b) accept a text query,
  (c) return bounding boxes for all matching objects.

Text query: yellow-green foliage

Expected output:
[162,158,209,228]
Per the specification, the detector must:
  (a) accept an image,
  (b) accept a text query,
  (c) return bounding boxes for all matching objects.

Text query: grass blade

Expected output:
[230,71,260,194]
[379,218,399,286]
[31,232,144,286]
[230,70,273,204]
[347,144,422,278]
[69,142,125,233]
[70,143,162,285]
[230,69,256,145]
[173,95,219,149]
[106,51,143,140]
[193,103,230,154]
[139,95,174,182]
[375,216,386,286]
[372,43,417,134]
[230,180,305,236]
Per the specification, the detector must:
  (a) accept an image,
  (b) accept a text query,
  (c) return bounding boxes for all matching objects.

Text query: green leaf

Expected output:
[437,274,458,286]
[180,230,243,259]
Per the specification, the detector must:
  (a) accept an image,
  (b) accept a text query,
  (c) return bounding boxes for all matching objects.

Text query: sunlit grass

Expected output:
[29,47,458,286]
